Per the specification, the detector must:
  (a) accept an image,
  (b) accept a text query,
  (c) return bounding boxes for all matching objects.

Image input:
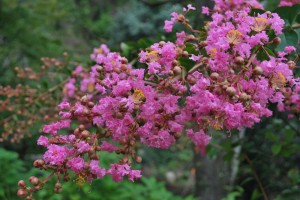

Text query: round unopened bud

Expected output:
[96,66,103,73]
[135,156,142,163]
[265,11,272,17]
[272,37,281,45]
[115,112,123,119]
[54,187,62,194]
[210,72,219,81]
[74,128,80,137]
[55,182,62,189]
[187,76,196,85]
[81,130,90,139]
[174,132,182,139]
[202,57,209,64]
[199,41,208,47]
[168,70,174,76]
[235,56,244,65]
[253,66,263,75]
[182,51,189,58]
[29,176,39,186]
[288,60,295,70]
[18,180,26,188]
[79,124,85,131]
[17,189,27,198]
[177,14,185,22]
[226,87,236,97]
[120,64,127,71]
[173,66,182,75]
[240,93,250,102]
[121,58,128,64]
[26,196,32,200]
[87,101,94,108]
[80,96,88,104]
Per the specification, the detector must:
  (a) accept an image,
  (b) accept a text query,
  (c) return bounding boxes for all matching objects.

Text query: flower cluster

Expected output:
[17,1,300,199]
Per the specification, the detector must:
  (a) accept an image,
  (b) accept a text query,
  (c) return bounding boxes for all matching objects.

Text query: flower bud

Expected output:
[96,66,104,73]
[81,130,90,139]
[182,51,189,58]
[199,41,208,47]
[234,56,244,65]
[240,93,250,102]
[177,14,185,22]
[187,76,196,85]
[226,87,236,97]
[17,189,27,198]
[79,124,85,131]
[288,61,295,70]
[168,70,174,76]
[173,66,182,75]
[174,132,182,139]
[18,180,26,188]
[54,187,62,194]
[135,156,142,163]
[210,72,219,81]
[29,176,39,186]
[87,101,94,108]
[253,66,263,75]
[55,182,62,189]
[272,37,281,45]
[121,58,128,64]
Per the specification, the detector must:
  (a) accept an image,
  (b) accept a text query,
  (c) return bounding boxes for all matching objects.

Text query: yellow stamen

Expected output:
[226,30,243,45]
[209,48,217,58]
[88,83,94,93]
[252,17,268,32]
[271,72,286,89]
[132,89,145,104]
[147,50,159,62]
[75,173,86,187]
[97,48,103,54]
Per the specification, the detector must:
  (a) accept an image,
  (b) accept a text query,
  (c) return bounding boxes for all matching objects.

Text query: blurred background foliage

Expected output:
[0,0,300,199]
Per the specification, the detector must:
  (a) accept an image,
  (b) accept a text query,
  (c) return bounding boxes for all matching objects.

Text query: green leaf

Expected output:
[137,38,153,49]
[274,5,300,26]
[250,8,265,16]
[276,29,299,52]
[272,144,282,155]
[120,42,133,57]
[179,57,196,71]
[184,43,198,55]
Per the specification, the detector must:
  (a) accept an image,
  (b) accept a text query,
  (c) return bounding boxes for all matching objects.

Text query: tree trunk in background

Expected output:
[194,147,229,200]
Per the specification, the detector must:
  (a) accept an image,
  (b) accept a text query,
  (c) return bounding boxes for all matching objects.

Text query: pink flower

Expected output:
[100,141,116,153]
[128,170,142,182]
[284,46,296,54]
[202,6,210,15]
[164,12,179,32]
[176,31,186,45]
[77,141,90,153]
[58,101,71,110]
[186,129,211,155]
[43,144,68,165]
[90,160,106,178]
[43,120,71,136]
[183,4,196,12]
[67,157,85,173]
[37,136,49,147]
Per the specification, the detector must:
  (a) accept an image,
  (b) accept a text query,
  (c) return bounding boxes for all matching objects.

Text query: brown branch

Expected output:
[244,153,269,200]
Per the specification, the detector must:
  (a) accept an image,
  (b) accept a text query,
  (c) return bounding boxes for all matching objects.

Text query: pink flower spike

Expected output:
[202,6,209,15]
[284,46,296,54]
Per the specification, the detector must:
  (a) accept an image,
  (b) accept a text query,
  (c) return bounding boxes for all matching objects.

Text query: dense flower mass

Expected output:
[17,1,300,199]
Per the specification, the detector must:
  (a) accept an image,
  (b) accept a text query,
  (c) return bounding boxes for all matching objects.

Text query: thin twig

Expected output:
[244,153,269,200]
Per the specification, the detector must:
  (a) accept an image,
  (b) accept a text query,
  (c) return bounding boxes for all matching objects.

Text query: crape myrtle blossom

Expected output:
[17,1,300,199]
